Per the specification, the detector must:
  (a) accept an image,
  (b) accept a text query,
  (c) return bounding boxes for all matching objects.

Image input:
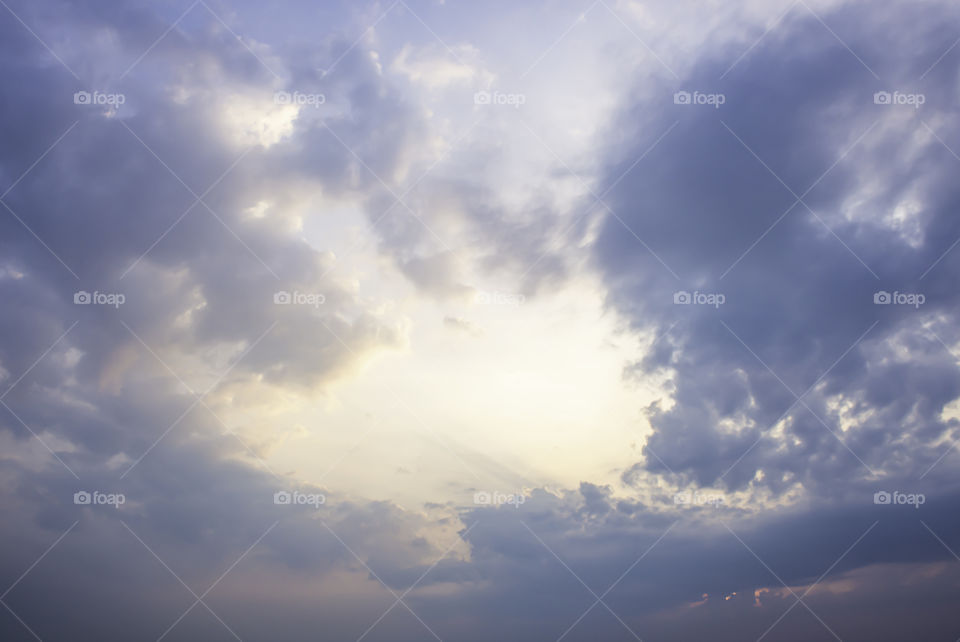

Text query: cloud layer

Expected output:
[1,0,959,640]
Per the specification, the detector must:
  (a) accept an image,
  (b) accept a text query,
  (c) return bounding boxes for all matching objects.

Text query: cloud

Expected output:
[0,3,443,636]
[593,2,960,497]
[2,0,960,640]
[392,43,490,89]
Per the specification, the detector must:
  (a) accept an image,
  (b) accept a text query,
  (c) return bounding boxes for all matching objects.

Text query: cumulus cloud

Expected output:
[595,3,960,498]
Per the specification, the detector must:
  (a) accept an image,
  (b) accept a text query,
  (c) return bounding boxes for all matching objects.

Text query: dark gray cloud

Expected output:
[596,2,960,498]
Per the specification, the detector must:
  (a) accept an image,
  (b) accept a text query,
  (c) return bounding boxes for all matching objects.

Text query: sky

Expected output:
[1,0,960,640]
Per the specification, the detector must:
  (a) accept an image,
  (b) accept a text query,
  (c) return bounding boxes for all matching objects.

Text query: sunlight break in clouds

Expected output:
[1,0,960,640]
